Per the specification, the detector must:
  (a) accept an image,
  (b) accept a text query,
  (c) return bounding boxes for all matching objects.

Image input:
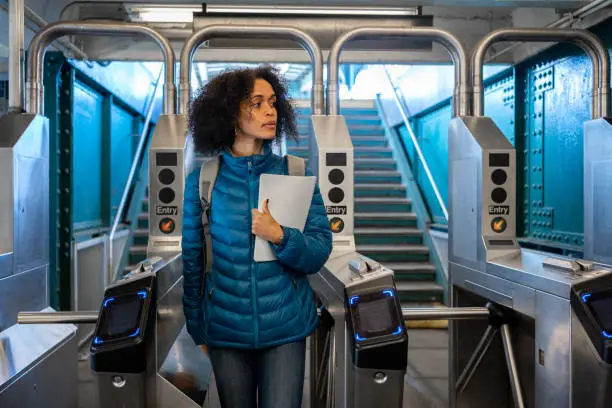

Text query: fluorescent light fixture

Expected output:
[205,4,421,17]
[124,4,201,23]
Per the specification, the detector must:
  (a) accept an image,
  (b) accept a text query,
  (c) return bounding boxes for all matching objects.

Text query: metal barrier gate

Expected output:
[448,27,612,408]
[307,25,469,408]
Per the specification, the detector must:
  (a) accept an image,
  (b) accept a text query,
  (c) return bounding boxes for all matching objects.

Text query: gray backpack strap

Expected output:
[199,156,220,283]
[285,154,305,176]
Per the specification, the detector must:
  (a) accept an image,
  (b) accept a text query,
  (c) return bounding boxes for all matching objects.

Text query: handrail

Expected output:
[107,66,163,284]
[383,68,448,222]
[26,20,176,115]
[179,24,324,116]
[472,28,609,118]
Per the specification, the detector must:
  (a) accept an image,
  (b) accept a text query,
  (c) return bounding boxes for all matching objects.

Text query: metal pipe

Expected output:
[385,68,449,222]
[8,0,24,113]
[472,28,610,118]
[402,307,489,320]
[500,324,526,408]
[108,66,163,283]
[18,311,99,324]
[26,21,176,115]
[456,325,498,393]
[327,27,469,117]
[204,4,421,16]
[179,24,324,116]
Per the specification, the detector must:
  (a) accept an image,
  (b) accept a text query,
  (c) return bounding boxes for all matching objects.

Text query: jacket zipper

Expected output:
[248,160,259,347]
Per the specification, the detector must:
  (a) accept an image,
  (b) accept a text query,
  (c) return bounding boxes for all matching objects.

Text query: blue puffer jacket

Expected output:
[181,143,333,349]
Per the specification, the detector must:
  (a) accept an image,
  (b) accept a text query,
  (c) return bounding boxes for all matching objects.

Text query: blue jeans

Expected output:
[209,340,306,408]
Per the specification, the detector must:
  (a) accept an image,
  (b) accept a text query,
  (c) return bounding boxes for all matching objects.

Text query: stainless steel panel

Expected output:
[148,115,188,253]
[534,290,570,407]
[353,367,405,408]
[311,115,355,251]
[110,229,130,282]
[450,157,479,263]
[584,118,612,266]
[158,327,210,407]
[95,371,146,408]
[451,262,536,317]
[155,272,185,370]
[72,236,107,344]
[0,321,77,408]
[0,265,47,331]
[0,150,13,260]
[0,252,12,280]
[487,249,612,299]
[0,308,76,390]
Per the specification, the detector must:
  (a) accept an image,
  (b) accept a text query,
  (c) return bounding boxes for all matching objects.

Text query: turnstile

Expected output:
[309,253,408,408]
[448,28,612,408]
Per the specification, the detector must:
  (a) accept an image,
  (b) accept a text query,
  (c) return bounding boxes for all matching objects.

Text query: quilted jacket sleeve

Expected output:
[272,171,333,275]
[181,167,206,345]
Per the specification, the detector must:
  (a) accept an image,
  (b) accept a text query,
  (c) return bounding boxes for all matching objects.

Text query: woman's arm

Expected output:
[181,168,206,345]
[272,172,333,275]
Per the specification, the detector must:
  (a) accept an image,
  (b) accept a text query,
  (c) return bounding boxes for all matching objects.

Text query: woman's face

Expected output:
[236,78,278,141]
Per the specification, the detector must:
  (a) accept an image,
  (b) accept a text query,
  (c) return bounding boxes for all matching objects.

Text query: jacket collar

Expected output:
[220,141,275,173]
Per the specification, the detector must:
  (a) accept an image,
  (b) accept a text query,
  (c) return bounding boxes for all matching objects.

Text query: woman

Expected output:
[181,65,333,408]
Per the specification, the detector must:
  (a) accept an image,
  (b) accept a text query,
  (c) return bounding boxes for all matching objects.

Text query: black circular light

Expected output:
[159,188,175,204]
[328,169,345,185]
[328,188,344,204]
[159,169,175,185]
[491,169,507,185]
[491,188,507,204]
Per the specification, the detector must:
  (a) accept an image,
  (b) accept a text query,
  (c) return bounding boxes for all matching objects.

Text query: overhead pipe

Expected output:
[179,24,324,116]
[327,27,469,117]
[472,28,610,118]
[8,0,25,113]
[26,21,176,115]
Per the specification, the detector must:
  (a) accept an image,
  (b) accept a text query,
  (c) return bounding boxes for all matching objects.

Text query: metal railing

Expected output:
[107,67,163,284]
[382,68,449,222]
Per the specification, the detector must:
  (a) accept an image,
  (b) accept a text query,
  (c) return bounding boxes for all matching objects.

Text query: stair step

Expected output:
[396,282,444,303]
[383,262,436,278]
[355,211,416,228]
[355,197,411,213]
[288,146,392,159]
[357,244,429,262]
[290,135,387,147]
[355,183,406,198]
[354,158,396,171]
[354,170,401,183]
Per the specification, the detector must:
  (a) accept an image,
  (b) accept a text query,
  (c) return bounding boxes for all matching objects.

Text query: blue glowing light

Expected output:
[130,328,140,338]
[382,289,394,297]
[392,326,403,335]
[93,337,103,345]
[603,331,612,339]
[581,293,591,302]
[103,297,115,308]
[355,334,366,342]
[349,295,359,305]
[137,290,147,300]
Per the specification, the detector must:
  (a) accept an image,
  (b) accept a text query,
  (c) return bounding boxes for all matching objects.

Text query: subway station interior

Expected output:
[2,1,612,407]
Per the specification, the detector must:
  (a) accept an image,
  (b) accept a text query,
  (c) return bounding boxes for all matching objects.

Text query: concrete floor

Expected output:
[78,329,449,408]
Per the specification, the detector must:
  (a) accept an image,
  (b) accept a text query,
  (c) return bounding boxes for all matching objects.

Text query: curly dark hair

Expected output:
[188,65,299,155]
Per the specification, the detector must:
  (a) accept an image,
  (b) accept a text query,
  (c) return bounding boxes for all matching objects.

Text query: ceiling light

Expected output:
[124,4,202,23]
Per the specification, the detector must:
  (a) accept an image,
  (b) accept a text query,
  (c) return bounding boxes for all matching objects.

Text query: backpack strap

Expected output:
[285,154,305,177]
[199,156,220,282]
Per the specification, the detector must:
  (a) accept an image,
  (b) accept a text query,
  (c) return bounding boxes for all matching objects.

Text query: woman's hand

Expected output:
[252,199,284,245]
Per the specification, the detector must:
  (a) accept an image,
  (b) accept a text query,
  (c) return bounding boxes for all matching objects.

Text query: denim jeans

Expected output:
[208,340,306,408]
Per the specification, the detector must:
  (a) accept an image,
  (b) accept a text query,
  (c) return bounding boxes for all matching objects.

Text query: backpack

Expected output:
[198,154,306,280]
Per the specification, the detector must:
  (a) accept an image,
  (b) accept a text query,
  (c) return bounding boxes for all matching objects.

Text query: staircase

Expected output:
[127,101,444,321]
[287,101,444,318]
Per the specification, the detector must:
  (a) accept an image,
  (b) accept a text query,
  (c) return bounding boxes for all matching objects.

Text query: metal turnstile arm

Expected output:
[17,311,99,324]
